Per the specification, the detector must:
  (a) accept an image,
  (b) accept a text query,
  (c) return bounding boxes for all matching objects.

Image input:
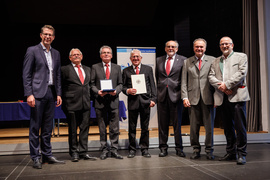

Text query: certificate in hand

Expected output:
[131,74,147,94]
[100,79,115,92]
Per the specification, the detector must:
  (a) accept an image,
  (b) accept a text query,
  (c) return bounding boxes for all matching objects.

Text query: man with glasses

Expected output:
[208,36,250,165]
[90,45,123,160]
[122,49,156,158]
[23,25,64,169]
[155,40,186,157]
[61,48,97,162]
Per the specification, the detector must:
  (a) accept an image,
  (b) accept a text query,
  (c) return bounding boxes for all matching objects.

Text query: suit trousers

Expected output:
[67,109,90,156]
[29,86,55,160]
[157,90,183,152]
[188,97,214,153]
[128,105,150,152]
[219,94,247,156]
[95,106,119,153]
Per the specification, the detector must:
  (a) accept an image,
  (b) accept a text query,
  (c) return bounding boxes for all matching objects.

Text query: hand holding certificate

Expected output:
[100,79,115,92]
[131,74,147,94]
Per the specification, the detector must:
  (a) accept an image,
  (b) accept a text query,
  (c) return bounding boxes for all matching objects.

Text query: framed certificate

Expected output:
[100,79,115,92]
[131,74,147,94]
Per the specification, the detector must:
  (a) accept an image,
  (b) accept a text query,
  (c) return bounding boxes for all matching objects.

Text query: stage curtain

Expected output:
[242,0,262,131]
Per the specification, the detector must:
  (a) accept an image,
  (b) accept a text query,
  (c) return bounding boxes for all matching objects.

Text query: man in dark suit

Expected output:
[122,49,157,158]
[156,40,186,157]
[209,37,250,165]
[61,48,97,162]
[181,38,215,160]
[90,45,123,160]
[22,25,64,169]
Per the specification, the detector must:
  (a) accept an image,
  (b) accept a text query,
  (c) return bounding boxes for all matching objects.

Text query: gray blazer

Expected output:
[208,52,250,106]
[90,62,123,109]
[181,55,215,105]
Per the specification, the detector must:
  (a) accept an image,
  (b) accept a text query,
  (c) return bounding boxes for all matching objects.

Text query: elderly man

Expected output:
[208,36,250,165]
[22,25,64,169]
[90,45,123,160]
[181,38,215,160]
[61,48,97,162]
[156,40,186,157]
[122,49,156,158]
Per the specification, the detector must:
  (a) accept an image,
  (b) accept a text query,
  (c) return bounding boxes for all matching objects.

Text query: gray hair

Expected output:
[69,48,83,56]
[193,38,207,48]
[130,49,142,57]
[165,40,179,48]
[220,36,234,44]
[99,45,113,55]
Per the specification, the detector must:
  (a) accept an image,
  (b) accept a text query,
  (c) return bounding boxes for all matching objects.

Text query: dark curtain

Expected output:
[242,0,262,132]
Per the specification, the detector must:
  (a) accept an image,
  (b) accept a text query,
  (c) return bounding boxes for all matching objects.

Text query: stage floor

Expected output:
[1,143,270,180]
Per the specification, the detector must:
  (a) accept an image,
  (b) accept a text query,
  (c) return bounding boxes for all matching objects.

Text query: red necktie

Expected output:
[75,64,84,84]
[135,66,139,74]
[105,63,110,79]
[198,58,202,70]
[166,57,172,76]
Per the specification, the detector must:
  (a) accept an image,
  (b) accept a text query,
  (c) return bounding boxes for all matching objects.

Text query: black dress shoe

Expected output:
[142,151,151,158]
[176,150,186,157]
[127,150,136,158]
[190,152,201,159]
[43,156,65,164]
[33,159,42,169]
[206,152,215,160]
[237,156,246,165]
[111,152,124,159]
[219,153,237,161]
[159,149,168,157]
[71,153,79,162]
[80,154,97,161]
[100,152,108,160]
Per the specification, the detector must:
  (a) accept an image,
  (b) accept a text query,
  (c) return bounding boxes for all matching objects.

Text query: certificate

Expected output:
[131,74,147,94]
[100,79,115,92]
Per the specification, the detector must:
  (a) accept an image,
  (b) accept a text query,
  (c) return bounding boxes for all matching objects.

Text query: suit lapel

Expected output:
[69,64,82,84]
[99,62,106,79]
[170,55,180,74]
[38,44,49,68]
[82,66,89,84]
[128,65,136,75]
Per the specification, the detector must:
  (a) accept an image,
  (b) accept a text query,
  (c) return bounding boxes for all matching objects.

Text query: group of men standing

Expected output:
[22,25,250,169]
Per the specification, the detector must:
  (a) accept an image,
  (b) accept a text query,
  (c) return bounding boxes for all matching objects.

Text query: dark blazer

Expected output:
[155,54,186,103]
[23,43,61,98]
[122,64,157,110]
[90,62,123,109]
[61,64,91,111]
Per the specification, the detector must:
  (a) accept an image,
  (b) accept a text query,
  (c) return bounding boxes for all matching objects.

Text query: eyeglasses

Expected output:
[42,33,54,37]
[166,46,177,48]
[71,54,82,57]
[131,55,141,58]
[101,52,112,54]
[220,43,232,46]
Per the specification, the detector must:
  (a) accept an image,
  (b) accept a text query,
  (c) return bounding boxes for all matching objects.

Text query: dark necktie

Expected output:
[75,64,84,84]
[105,63,110,79]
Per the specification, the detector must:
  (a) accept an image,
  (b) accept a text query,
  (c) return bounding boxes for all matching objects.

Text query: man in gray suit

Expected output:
[90,45,123,160]
[208,36,250,165]
[181,38,215,160]
[156,40,186,157]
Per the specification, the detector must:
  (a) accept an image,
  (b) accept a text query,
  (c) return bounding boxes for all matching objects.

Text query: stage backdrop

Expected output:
[117,47,157,130]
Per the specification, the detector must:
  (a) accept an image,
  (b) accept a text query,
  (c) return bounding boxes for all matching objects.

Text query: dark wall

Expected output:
[1,0,242,101]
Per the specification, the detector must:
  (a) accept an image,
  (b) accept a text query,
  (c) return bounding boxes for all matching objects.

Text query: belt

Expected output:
[238,85,245,88]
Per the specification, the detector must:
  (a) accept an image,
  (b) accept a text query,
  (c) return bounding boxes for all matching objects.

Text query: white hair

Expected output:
[99,45,113,55]
[69,48,83,56]
[130,49,142,57]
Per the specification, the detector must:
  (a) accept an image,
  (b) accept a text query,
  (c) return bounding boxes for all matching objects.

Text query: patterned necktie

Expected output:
[105,63,110,79]
[166,57,172,76]
[135,66,139,74]
[198,58,202,70]
[75,64,84,84]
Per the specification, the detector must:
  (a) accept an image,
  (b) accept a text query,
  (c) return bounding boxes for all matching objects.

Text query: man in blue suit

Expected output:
[23,25,64,169]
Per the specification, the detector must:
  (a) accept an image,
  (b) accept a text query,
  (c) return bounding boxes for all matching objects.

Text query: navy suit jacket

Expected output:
[61,64,91,111]
[23,43,61,98]
[122,64,157,110]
